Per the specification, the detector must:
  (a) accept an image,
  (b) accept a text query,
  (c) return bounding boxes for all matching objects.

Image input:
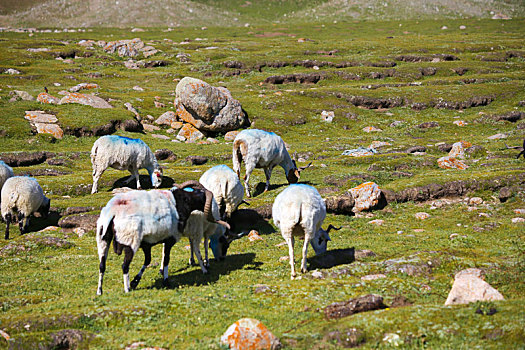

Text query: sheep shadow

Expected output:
[307,247,355,270]
[111,174,175,191]
[229,209,275,235]
[24,209,62,233]
[152,252,260,289]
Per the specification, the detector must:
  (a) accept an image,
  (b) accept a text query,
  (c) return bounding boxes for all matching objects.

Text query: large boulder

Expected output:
[59,93,113,109]
[175,77,249,133]
[220,318,281,350]
[445,268,504,305]
[349,182,383,212]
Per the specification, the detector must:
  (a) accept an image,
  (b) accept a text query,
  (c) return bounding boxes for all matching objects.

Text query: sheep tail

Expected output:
[90,143,99,175]
[232,139,246,178]
[97,209,115,244]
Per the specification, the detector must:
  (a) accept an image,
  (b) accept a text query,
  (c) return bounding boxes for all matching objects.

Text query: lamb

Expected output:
[233,129,310,197]
[272,184,340,279]
[0,160,14,196]
[199,165,244,219]
[1,176,50,240]
[95,181,227,295]
[91,135,163,194]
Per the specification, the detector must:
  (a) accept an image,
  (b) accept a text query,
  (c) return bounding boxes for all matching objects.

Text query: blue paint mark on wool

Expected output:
[183,187,194,192]
[106,135,143,145]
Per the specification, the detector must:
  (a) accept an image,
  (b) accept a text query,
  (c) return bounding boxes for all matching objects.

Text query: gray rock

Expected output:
[175,77,249,133]
[10,90,34,101]
[155,111,177,126]
[324,294,387,319]
[445,269,504,305]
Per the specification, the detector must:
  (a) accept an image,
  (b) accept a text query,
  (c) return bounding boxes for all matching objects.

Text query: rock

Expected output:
[417,121,439,128]
[124,60,140,69]
[369,141,391,149]
[406,146,426,153]
[69,83,99,92]
[220,318,281,350]
[324,294,387,320]
[49,329,93,350]
[155,111,177,126]
[445,268,504,305]
[438,143,453,153]
[154,101,166,108]
[321,110,334,122]
[175,77,249,133]
[176,123,205,143]
[390,295,413,308]
[459,25,467,30]
[349,182,383,212]
[362,126,382,132]
[449,141,471,159]
[151,134,170,140]
[498,187,512,202]
[395,263,431,276]
[5,68,21,75]
[368,219,384,226]
[142,123,160,132]
[34,123,64,139]
[59,93,113,109]
[383,333,403,346]
[437,156,468,170]
[253,284,271,294]
[186,155,208,165]
[469,197,483,205]
[155,149,177,161]
[453,120,467,126]
[455,268,485,280]
[125,342,166,350]
[341,147,377,157]
[124,102,140,118]
[512,217,525,223]
[248,230,263,242]
[171,121,183,129]
[513,209,525,215]
[311,270,324,279]
[325,194,355,214]
[10,90,34,101]
[322,328,365,348]
[361,274,386,281]
[488,133,507,140]
[389,120,403,127]
[415,212,430,220]
[133,85,144,91]
[143,49,158,58]
[24,110,58,123]
[104,38,144,57]
[37,92,61,104]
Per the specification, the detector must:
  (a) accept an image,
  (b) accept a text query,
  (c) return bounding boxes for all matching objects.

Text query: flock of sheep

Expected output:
[0,129,339,294]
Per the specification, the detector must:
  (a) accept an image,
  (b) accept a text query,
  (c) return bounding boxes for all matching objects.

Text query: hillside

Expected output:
[0,0,524,28]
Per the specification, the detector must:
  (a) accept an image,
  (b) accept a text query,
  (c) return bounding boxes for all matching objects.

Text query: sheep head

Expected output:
[286,161,312,184]
[150,167,163,188]
[37,197,51,219]
[311,224,340,255]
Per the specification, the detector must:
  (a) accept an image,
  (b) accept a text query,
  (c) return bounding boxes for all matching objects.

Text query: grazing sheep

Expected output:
[1,176,50,239]
[272,184,339,279]
[96,182,227,295]
[0,160,14,196]
[199,165,244,219]
[232,129,310,197]
[91,135,162,194]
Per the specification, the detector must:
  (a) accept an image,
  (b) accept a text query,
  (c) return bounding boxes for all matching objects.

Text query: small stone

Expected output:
[361,274,386,281]
[151,134,170,140]
[368,219,384,226]
[34,123,64,139]
[155,111,178,126]
[437,156,468,170]
[248,230,263,242]
[415,212,430,220]
[5,68,21,75]
[453,120,467,126]
[38,226,60,233]
[177,123,205,143]
[363,126,382,133]
[383,333,403,346]
[459,25,466,30]
[207,137,219,144]
[513,209,525,215]
[321,110,334,122]
[69,83,99,92]
[37,92,60,104]
[417,121,439,129]
[25,110,58,123]
[225,130,241,141]
[445,268,504,305]
[511,217,525,223]
[154,101,166,108]
[10,90,34,101]
[469,197,483,205]
[73,227,87,237]
[311,270,324,279]
[488,133,507,140]
[441,25,448,30]
[171,121,183,129]
[349,182,383,213]
[369,141,391,149]
[449,233,459,239]
[253,284,270,294]
[413,229,425,233]
[133,85,144,91]
[279,256,289,262]
[142,124,161,132]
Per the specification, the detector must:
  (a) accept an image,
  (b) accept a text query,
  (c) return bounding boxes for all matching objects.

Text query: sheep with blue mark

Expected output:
[1,176,50,240]
[272,184,340,279]
[90,135,163,194]
[95,181,228,294]
[232,129,311,197]
[0,160,14,198]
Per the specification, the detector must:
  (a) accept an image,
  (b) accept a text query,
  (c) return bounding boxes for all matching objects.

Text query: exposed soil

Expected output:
[155,149,177,161]
[186,155,208,165]
[324,294,387,320]
[19,168,71,176]
[0,151,49,166]
[308,247,355,269]
[321,328,365,348]
[64,119,143,137]
[264,73,324,84]
[58,213,99,232]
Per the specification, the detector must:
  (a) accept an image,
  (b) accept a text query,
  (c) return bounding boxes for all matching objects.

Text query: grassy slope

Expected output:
[0,18,524,349]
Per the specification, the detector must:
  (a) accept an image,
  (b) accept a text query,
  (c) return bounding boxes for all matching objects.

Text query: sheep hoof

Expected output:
[130,277,141,290]
[301,268,308,274]
[162,279,169,287]
[96,288,103,295]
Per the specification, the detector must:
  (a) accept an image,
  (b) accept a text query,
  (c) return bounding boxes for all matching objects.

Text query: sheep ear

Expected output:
[294,169,300,178]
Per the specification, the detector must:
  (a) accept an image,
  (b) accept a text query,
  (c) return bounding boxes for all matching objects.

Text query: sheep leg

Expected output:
[121,246,134,293]
[130,166,142,190]
[97,237,111,296]
[243,165,255,198]
[263,167,273,193]
[19,216,30,235]
[130,245,151,290]
[300,238,310,274]
[91,166,106,194]
[160,238,175,286]
[285,236,296,279]
[188,238,197,266]
[203,236,210,268]
[190,238,208,274]
[4,213,11,240]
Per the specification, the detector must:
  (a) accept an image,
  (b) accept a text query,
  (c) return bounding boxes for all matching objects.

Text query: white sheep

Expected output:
[0,160,14,197]
[272,184,339,279]
[199,164,244,219]
[232,129,310,197]
[1,176,50,240]
[95,182,227,295]
[91,135,162,194]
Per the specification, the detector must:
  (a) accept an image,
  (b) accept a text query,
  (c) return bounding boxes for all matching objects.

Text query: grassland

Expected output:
[0,17,524,349]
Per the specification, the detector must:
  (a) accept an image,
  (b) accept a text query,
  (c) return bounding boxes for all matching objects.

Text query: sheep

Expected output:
[1,176,50,240]
[232,129,310,197]
[272,184,340,279]
[95,181,228,295]
[199,165,244,219]
[0,160,14,196]
[91,135,163,194]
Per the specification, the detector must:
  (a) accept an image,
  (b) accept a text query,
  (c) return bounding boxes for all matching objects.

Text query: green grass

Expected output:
[0,17,524,349]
